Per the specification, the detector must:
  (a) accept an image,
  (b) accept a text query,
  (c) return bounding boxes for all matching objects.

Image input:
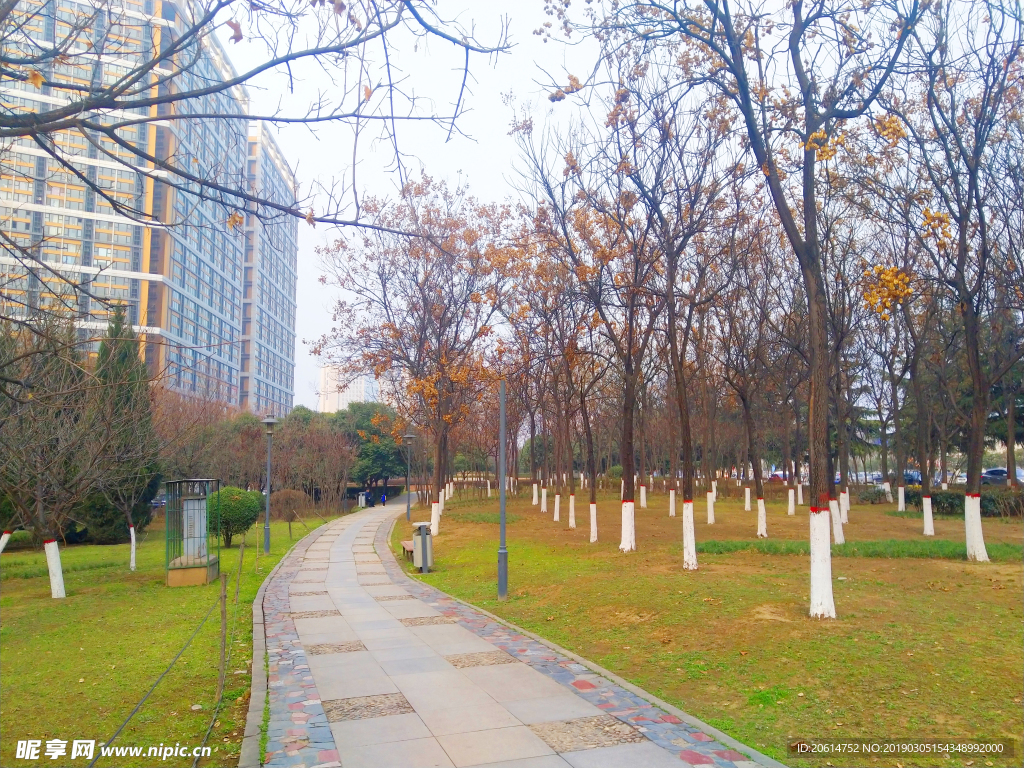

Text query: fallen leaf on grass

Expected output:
[740,651,748,656]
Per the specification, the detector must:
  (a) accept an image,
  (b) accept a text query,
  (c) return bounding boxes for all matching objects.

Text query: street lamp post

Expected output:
[498,379,508,600]
[262,415,277,554]
[403,434,416,522]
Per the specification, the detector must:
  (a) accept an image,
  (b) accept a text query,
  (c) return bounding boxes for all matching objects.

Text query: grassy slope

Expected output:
[0,515,337,768]
[392,489,1023,768]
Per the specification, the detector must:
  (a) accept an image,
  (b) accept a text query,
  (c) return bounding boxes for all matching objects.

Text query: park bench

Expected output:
[400,540,415,561]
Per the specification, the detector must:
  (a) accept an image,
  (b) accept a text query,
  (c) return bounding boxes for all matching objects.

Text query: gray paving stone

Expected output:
[328,712,431,747]
[502,697,605,726]
[561,742,691,768]
[418,702,524,737]
[459,757,572,768]
[335,735,456,767]
[462,663,572,703]
[438,726,555,767]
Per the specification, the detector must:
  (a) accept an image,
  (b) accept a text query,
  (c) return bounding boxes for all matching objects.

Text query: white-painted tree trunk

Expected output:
[757,498,767,538]
[941,482,948,490]
[430,502,440,536]
[568,495,576,528]
[541,487,548,513]
[712,480,717,501]
[744,487,751,511]
[669,489,676,517]
[553,494,560,522]
[439,491,444,515]
[129,525,136,571]
[883,481,893,503]
[897,485,905,512]
[809,509,836,618]
[0,530,11,555]
[788,488,795,516]
[840,490,849,524]
[44,539,66,599]
[797,483,804,505]
[682,500,697,570]
[618,501,636,553]
[487,480,491,498]
[922,496,935,536]
[589,503,598,543]
[640,485,647,509]
[829,499,845,545]
[620,479,624,500]
[964,494,989,562]
[532,483,539,505]
[706,491,715,524]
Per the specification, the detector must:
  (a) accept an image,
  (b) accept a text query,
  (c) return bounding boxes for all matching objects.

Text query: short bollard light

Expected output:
[412,522,433,573]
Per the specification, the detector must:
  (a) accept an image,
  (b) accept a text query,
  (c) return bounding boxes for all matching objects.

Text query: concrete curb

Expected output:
[238,522,336,768]
[378,506,789,768]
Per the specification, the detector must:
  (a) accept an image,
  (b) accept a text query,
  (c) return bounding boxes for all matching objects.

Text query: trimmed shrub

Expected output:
[857,487,887,504]
[908,488,1023,517]
[208,486,262,547]
[607,465,623,480]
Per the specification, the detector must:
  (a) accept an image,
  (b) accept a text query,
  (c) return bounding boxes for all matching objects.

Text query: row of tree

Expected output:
[318,0,1023,619]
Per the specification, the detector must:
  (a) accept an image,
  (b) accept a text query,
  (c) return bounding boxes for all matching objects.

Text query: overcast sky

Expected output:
[222,3,597,410]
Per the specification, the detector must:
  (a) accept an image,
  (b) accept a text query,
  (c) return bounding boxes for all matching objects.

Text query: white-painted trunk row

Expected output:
[922,496,934,536]
[788,488,796,516]
[618,501,636,553]
[569,495,576,529]
[532,483,539,505]
[45,539,66,599]
[706,492,715,524]
[439,491,444,515]
[840,490,849,524]
[553,494,560,522]
[541,487,548,513]
[430,502,440,536]
[756,498,767,539]
[744,487,751,511]
[669,489,676,517]
[829,499,845,545]
[640,485,647,509]
[682,501,697,571]
[589,503,598,543]
[965,494,989,562]
[809,509,836,618]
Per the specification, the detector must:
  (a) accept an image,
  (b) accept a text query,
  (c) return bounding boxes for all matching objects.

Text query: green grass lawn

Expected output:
[0,515,337,768]
[393,490,1023,768]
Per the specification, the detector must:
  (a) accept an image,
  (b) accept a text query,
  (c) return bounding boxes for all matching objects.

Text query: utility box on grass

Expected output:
[165,479,220,587]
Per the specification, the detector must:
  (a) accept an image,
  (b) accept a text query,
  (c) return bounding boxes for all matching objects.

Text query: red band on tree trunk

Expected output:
[2,530,11,534]
[684,497,693,503]
[967,493,981,498]
[43,538,56,544]
[810,506,828,514]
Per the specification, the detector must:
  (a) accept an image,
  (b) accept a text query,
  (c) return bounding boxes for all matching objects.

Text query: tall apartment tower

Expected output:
[241,125,298,415]
[0,0,297,414]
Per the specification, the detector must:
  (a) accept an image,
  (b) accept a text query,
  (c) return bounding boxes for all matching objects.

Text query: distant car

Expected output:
[980,467,1022,485]
[903,470,922,484]
[869,472,883,484]
[150,494,166,508]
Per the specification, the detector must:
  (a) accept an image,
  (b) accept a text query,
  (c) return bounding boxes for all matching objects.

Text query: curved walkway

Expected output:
[254,504,782,768]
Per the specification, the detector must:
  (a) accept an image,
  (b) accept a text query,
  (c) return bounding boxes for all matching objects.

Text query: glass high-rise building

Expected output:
[0,0,298,414]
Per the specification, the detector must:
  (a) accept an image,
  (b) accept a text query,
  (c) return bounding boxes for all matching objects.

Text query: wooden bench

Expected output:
[400,540,415,561]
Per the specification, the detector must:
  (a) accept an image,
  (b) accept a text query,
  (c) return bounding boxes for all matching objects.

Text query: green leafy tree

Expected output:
[208,486,262,548]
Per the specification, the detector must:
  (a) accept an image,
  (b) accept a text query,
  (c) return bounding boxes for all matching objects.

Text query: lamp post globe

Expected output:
[262,415,277,554]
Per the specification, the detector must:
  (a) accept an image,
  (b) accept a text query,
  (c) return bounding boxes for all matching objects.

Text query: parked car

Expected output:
[869,472,884,484]
[903,470,922,484]
[981,467,1023,485]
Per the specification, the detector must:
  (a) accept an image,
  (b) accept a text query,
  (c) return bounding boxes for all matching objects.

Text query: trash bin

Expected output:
[412,522,433,571]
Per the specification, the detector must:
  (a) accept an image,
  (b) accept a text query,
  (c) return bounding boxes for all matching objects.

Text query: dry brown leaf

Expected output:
[226,19,243,43]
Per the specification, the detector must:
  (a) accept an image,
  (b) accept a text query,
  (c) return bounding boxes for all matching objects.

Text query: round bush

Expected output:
[208,486,262,547]
[270,489,310,521]
[607,465,623,480]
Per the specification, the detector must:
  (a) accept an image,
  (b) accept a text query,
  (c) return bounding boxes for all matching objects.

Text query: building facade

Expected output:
[318,366,380,413]
[0,0,297,415]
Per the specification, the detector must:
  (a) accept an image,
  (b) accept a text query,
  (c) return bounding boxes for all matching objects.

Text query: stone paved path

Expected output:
[261,503,779,768]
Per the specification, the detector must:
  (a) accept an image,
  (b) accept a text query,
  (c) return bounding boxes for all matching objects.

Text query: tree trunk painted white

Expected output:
[669,489,676,517]
[129,525,136,571]
[840,490,849,524]
[829,499,845,545]
[797,483,804,505]
[941,482,948,490]
[0,530,11,555]
[569,495,576,528]
[711,480,717,501]
[487,480,491,498]
[439,491,444,515]
[618,501,636,553]
[964,494,989,562]
[744,487,751,511]
[430,502,440,536]
[682,500,697,570]
[809,509,836,618]
[897,485,905,512]
[553,494,560,522]
[532,483,539,505]
[44,539,66,599]
[589,503,598,543]
[883,481,893,503]
[640,484,647,509]
[620,479,624,500]
[541,487,548,513]
[757,498,768,538]
[706,491,715,524]
[922,496,935,536]
[788,488,795,516]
